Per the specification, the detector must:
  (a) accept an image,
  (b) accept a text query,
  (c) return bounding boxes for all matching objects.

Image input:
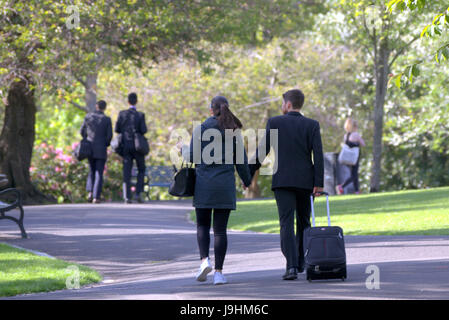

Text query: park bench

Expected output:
[131,165,176,200]
[0,175,27,238]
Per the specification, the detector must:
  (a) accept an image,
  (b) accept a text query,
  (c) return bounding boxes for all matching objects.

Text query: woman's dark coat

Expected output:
[184,116,252,210]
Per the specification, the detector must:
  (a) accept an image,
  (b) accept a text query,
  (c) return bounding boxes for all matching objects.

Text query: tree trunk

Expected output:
[0,80,49,204]
[370,42,390,193]
[245,71,277,199]
[85,72,97,112]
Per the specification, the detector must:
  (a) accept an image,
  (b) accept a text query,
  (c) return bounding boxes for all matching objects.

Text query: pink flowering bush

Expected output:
[30,143,123,203]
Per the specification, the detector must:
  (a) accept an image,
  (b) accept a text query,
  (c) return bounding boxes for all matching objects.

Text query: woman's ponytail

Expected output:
[211,96,242,131]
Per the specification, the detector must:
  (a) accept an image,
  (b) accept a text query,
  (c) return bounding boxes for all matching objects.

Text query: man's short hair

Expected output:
[97,100,107,110]
[282,89,305,110]
[128,92,138,105]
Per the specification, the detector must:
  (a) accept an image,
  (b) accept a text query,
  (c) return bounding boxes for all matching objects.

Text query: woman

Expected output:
[180,96,252,285]
[336,118,365,195]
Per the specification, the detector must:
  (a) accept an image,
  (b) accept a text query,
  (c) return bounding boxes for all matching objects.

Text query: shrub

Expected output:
[30,143,123,203]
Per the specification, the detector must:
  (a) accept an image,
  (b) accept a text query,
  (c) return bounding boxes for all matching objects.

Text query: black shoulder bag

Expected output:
[74,138,92,161]
[169,162,196,197]
[133,112,150,155]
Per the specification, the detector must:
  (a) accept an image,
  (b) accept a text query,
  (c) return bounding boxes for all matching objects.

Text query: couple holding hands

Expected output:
[180,89,324,285]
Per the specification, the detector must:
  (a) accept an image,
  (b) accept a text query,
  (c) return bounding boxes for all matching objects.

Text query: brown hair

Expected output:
[211,96,242,130]
[282,89,305,110]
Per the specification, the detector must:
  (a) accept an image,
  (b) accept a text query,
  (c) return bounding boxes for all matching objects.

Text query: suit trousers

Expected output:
[86,158,106,199]
[122,149,146,200]
[274,187,312,270]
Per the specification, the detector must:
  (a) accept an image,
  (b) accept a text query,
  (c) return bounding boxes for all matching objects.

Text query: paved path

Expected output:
[1,201,449,300]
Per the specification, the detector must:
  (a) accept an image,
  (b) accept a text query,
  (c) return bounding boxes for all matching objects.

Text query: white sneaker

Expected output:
[195,258,212,282]
[213,271,227,285]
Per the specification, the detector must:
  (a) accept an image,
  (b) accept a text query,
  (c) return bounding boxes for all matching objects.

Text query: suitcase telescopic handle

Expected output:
[310,191,331,227]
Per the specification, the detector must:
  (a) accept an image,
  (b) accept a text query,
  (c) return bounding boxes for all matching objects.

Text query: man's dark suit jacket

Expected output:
[249,111,324,191]
[80,110,113,159]
[114,108,147,152]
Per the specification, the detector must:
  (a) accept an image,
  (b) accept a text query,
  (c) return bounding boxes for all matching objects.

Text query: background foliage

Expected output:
[1,0,448,202]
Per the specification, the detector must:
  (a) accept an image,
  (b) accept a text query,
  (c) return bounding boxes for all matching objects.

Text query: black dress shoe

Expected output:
[298,262,305,274]
[282,268,298,280]
[135,192,144,203]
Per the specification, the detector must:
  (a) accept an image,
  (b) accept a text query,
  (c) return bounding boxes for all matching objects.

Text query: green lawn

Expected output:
[0,243,102,297]
[191,187,449,235]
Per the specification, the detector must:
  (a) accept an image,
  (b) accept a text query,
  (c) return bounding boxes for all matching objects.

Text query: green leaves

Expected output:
[405,64,420,82]
[436,45,449,63]
[387,1,449,87]
[387,0,426,12]
[392,45,449,89]
[390,2,449,40]
[390,63,422,89]
[387,0,406,12]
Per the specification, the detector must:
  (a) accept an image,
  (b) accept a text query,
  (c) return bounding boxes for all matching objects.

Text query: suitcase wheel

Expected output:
[306,270,312,282]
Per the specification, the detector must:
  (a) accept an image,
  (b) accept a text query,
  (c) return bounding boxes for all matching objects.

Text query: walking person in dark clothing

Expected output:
[249,89,324,281]
[180,96,252,285]
[80,100,113,203]
[115,93,148,203]
[336,118,365,195]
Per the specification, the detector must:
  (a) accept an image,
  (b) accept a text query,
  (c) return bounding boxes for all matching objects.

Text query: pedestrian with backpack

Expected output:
[114,93,148,203]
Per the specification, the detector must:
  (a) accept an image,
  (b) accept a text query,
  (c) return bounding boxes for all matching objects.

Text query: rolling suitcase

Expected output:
[303,191,347,281]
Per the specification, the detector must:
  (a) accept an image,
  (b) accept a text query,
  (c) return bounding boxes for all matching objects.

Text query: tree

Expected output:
[0,0,324,202]
[387,0,449,86]
[93,38,365,198]
[327,0,428,192]
[66,0,326,112]
[0,1,67,202]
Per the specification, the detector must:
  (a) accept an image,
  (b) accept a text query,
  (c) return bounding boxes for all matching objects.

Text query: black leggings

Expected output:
[196,208,231,270]
[342,161,360,192]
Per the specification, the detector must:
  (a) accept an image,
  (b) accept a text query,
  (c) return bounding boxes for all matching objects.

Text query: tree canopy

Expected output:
[387,0,449,86]
[0,0,325,202]
[1,0,448,203]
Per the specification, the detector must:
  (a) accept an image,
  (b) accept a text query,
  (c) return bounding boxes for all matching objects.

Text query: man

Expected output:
[80,100,113,204]
[249,89,324,280]
[115,92,147,203]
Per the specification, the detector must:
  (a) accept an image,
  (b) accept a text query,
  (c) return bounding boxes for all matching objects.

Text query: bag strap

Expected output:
[310,191,331,227]
[345,132,351,144]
